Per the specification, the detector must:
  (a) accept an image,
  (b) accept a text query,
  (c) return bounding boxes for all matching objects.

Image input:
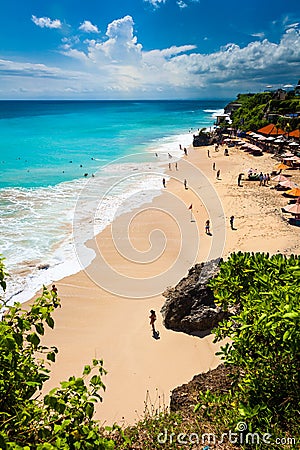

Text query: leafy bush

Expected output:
[195,252,300,448]
[0,258,115,449]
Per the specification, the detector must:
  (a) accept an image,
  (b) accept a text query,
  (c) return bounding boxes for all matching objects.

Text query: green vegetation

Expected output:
[195,252,300,448]
[0,259,115,449]
[229,92,300,132]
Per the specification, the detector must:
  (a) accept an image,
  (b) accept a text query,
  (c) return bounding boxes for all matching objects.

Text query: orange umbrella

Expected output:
[286,187,300,197]
[257,124,286,135]
[275,163,289,170]
[289,129,300,139]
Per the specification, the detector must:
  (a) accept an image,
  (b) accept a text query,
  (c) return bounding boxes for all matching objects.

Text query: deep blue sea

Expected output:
[0,100,226,303]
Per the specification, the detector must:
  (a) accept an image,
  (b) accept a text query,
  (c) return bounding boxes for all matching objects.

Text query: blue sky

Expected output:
[0,0,299,99]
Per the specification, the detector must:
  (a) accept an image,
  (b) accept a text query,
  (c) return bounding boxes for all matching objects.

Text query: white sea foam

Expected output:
[203,108,225,118]
[0,147,176,305]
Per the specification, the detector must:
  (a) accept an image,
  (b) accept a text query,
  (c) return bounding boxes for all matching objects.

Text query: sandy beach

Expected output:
[32,141,300,426]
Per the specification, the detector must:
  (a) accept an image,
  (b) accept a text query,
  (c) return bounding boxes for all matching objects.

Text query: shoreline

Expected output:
[3,132,190,306]
[25,140,300,426]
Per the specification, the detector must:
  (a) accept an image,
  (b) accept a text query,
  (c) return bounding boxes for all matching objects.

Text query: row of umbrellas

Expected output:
[247,130,300,146]
[271,168,300,216]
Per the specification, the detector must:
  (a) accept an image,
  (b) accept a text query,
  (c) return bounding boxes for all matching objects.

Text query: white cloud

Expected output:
[79,20,99,33]
[286,22,299,30]
[31,15,62,29]
[144,0,167,7]
[3,16,300,99]
[251,32,265,39]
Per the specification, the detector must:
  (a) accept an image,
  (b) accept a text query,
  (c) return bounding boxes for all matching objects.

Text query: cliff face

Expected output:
[161,259,229,334]
[192,133,213,147]
[170,364,233,414]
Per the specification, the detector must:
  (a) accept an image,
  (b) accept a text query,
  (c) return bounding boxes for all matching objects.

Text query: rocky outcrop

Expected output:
[170,364,233,414]
[192,132,213,147]
[161,259,228,334]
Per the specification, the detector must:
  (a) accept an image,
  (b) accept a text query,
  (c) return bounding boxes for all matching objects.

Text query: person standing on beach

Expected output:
[168,163,172,170]
[184,179,188,189]
[213,162,216,171]
[162,178,166,188]
[230,216,235,230]
[259,172,263,186]
[216,169,220,179]
[149,310,156,333]
[184,148,187,156]
[51,284,58,296]
[205,219,210,234]
[207,149,210,158]
[237,173,243,186]
[175,162,178,170]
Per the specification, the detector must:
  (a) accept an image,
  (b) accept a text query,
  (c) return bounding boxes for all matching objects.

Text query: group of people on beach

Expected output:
[247,168,271,186]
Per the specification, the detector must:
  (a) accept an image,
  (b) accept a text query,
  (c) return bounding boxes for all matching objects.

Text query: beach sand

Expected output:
[30,142,300,425]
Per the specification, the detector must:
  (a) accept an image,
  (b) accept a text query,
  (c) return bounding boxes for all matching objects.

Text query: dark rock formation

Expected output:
[161,259,228,334]
[170,364,233,415]
[192,132,213,147]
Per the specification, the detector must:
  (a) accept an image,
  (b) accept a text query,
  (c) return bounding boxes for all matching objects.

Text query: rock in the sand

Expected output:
[161,258,228,333]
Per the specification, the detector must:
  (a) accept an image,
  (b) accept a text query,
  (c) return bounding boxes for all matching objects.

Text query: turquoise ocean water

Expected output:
[0,100,226,303]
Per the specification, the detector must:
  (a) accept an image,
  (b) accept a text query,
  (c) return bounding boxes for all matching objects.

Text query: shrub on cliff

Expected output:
[195,252,300,447]
[0,257,115,449]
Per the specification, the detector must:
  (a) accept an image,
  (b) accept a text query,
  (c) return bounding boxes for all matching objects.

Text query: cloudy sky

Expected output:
[0,0,299,99]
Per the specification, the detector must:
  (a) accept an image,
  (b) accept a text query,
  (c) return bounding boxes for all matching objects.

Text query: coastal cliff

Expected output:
[161,258,229,334]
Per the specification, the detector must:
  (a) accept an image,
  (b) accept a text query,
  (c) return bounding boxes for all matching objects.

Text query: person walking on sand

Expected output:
[207,149,210,158]
[175,162,178,170]
[149,310,156,333]
[230,215,235,230]
[205,219,210,234]
[237,173,243,186]
[168,163,172,170]
[184,179,188,189]
[216,169,220,179]
[51,284,58,295]
[162,178,166,188]
[213,162,216,171]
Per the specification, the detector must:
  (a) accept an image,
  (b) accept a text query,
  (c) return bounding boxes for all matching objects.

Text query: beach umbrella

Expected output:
[275,163,289,170]
[271,174,288,182]
[284,197,300,214]
[274,137,286,143]
[285,187,300,197]
[289,129,300,139]
[279,180,298,188]
[257,124,285,136]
